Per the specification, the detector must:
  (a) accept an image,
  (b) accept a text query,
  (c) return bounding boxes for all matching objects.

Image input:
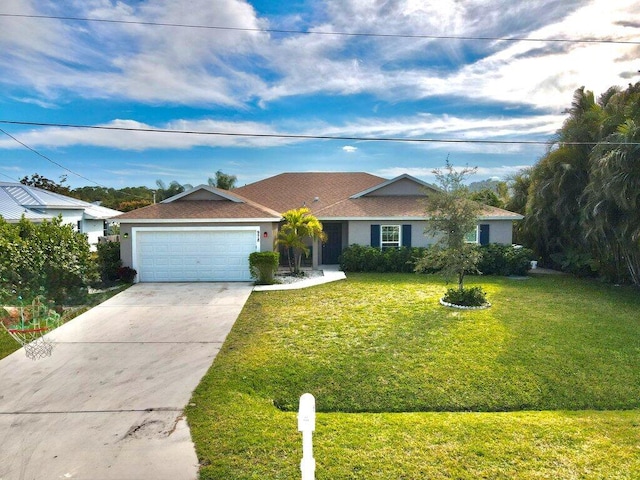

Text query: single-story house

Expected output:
[0,182,122,249]
[114,172,523,283]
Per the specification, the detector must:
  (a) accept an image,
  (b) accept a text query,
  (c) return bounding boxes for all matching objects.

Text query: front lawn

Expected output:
[187,274,640,479]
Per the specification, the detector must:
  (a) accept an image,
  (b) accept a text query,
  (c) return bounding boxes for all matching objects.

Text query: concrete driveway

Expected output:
[0,282,253,480]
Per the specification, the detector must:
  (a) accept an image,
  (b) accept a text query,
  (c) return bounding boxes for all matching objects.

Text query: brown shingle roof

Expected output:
[114,173,523,222]
[315,196,523,219]
[235,172,384,214]
[114,200,281,221]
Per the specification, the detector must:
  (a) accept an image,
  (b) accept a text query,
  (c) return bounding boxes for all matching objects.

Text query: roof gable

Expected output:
[351,174,438,198]
[115,184,281,222]
[161,185,243,203]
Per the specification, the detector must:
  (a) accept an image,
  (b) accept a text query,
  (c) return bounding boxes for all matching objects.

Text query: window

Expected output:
[381,225,401,249]
[464,226,479,244]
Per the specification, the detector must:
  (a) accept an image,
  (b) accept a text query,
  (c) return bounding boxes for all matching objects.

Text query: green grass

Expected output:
[0,284,131,360]
[190,274,640,478]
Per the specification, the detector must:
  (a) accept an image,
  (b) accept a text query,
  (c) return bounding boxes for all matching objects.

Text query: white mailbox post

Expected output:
[298,393,316,480]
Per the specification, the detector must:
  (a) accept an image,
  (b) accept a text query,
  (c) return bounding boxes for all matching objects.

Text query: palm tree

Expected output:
[155,180,185,201]
[584,119,640,284]
[276,208,327,275]
[207,170,237,190]
[523,87,603,272]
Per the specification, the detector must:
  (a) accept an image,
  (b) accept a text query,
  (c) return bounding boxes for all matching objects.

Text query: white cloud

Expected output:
[258,0,639,109]
[0,112,562,152]
[2,0,638,112]
[376,164,531,183]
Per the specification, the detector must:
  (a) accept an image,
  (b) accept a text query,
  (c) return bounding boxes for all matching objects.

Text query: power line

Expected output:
[1,119,638,146]
[1,119,551,145]
[1,12,638,45]
[0,171,19,182]
[0,127,147,199]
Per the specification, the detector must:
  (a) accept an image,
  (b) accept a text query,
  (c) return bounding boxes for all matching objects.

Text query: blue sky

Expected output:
[0,0,638,189]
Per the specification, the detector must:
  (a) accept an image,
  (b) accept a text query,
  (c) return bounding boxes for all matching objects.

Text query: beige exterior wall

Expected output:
[483,220,514,245]
[347,219,514,248]
[119,221,279,267]
[367,178,430,196]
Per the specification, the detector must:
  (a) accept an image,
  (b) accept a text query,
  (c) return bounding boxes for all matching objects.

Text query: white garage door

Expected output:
[134,228,259,282]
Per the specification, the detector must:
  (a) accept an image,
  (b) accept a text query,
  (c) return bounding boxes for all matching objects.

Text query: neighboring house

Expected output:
[0,182,122,249]
[114,172,523,283]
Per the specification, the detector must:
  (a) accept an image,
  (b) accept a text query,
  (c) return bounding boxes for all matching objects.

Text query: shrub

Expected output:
[0,216,96,304]
[477,244,535,276]
[117,266,137,283]
[96,241,122,283]
[505,245,536,276]
[442,286,488,307]
[340,245,426,273]
[249,252,280,285]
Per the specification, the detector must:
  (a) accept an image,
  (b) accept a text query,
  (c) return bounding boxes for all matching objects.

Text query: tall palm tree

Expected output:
[584,119,640,284]
[276,208,327,274]
[207,170,237,190]
[524,87,602,272]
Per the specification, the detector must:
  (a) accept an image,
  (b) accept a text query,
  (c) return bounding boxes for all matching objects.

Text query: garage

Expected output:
[133,227,260,282]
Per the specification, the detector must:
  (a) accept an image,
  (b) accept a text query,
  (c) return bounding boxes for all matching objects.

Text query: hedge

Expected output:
[340,244,535,276]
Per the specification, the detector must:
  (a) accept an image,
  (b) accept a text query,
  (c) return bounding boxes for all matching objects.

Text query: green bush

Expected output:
[476,243,509,275]
[0,216,96,304]
[414,246,447,274]
[342,244,536,277]
[117,266,137,283]
[477,244,535,276]
[96,241,122,283]
[442,286,488,307]
[249,251,280,284]
[339,245,426,273]
[504,245,536,276]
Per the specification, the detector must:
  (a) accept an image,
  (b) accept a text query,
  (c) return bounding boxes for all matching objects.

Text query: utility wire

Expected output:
[2,120,639,146]
[1,12,638,45]
[0,127,148,199]
[0,171,20,182]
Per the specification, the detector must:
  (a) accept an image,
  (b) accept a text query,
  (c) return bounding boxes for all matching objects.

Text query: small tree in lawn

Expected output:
[276,208,327,275]
[417,161,486,305]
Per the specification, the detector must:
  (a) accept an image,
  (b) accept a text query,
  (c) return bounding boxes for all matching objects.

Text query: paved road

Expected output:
[0,283,253,480]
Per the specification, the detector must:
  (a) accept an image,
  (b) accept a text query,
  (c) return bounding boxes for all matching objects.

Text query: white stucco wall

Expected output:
[82,219,107,248]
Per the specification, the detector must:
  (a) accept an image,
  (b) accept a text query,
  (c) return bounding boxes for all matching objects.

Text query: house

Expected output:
[0,182,122,249]
[114,172,523,283]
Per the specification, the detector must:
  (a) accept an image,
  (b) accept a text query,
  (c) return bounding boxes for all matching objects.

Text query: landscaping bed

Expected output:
[187,273,640,479]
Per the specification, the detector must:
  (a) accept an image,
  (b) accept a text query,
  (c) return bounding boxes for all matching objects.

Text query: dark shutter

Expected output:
[479,224,490,245]
[401,224,412,247]
[370,224,380,248]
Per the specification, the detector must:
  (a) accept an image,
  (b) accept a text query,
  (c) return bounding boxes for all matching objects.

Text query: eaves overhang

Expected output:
[115,217,282,224]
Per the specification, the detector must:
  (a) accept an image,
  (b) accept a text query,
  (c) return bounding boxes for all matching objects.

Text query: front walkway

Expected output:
[253,265,346,291]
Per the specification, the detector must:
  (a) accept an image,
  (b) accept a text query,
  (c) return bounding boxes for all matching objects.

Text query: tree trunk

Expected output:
[294,249,302,274]
[286,248,295,274]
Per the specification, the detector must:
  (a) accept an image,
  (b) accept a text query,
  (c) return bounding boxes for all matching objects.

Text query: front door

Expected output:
[322,223,343,264]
